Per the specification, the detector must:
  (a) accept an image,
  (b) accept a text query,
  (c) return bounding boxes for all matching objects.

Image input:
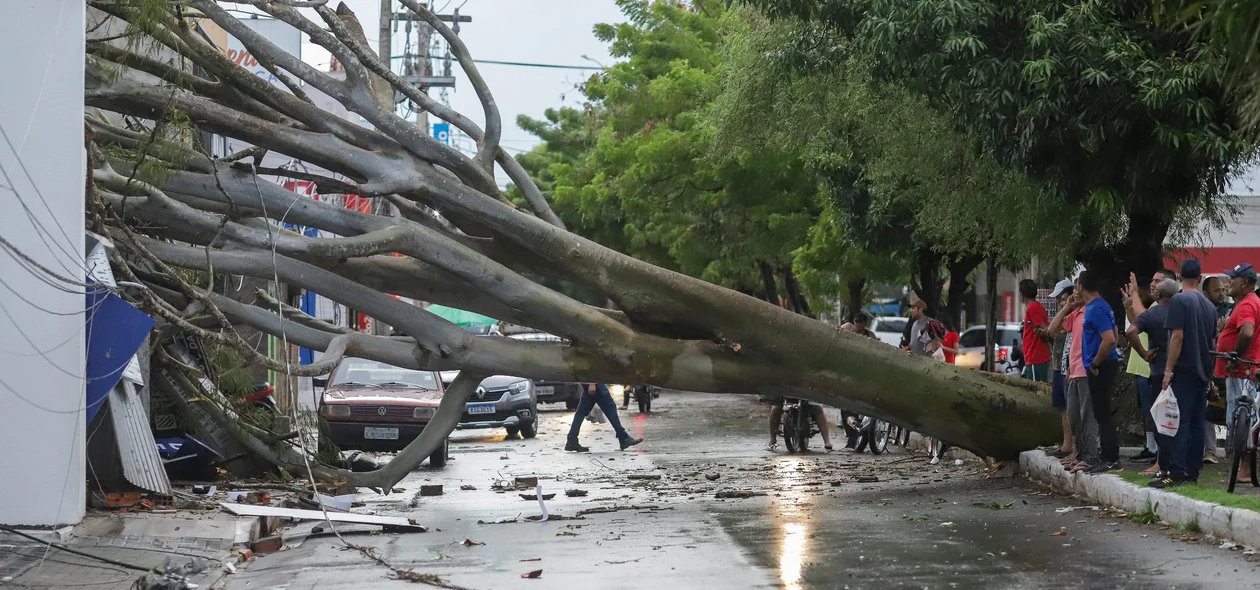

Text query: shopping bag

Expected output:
[587,406,607,424]
[1151,387,1180,437]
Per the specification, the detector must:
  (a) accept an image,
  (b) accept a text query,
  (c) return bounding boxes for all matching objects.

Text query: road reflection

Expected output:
[774,457,810,589]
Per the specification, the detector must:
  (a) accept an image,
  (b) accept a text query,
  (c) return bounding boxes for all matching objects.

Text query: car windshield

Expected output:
[874,318,906,333]
[331,357,439,389]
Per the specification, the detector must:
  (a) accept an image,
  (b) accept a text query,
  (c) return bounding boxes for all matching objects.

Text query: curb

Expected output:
[1019,450,1260,547]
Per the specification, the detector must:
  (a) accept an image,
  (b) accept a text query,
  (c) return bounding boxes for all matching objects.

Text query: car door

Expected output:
[954,328,988,368]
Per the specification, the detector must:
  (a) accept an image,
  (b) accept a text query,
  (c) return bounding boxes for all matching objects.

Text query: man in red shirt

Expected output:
[1020,279,1052,382]
[1216,263,1260,477]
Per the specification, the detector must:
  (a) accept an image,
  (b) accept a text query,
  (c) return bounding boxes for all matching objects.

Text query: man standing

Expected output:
[1078,270,1123,473]
[566,383,643,452]
[1020,279,1052,382]
[1127,278,1178,476]
[1041,279,1076,460]
[905,300,933,356]
[1216,263,1260,480]
[1049,281,1093,474]
[1153,260,1218,488]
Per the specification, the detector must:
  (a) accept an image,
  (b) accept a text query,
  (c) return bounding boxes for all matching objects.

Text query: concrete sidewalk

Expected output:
[1,511,253,589]
[1020,449,1260,547]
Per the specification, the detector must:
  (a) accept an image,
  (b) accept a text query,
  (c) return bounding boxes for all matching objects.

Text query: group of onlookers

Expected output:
[1032,260,1260,488]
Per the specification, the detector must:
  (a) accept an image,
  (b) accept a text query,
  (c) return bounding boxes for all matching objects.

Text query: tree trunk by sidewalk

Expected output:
[985,256,1000,373]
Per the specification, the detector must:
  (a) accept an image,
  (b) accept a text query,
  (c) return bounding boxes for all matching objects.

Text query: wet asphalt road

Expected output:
[222,393,1260,589]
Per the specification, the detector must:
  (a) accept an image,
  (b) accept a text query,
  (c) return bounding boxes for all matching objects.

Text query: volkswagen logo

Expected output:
[476,386,487,399]
[377,406,388,416]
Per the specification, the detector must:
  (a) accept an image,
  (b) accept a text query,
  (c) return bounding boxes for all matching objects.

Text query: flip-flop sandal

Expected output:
[825,445,834,451]
[766,443,779,452]
[1069,462,1091,473]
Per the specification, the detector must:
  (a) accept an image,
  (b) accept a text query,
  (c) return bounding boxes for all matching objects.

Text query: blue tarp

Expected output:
[84,279,154,423]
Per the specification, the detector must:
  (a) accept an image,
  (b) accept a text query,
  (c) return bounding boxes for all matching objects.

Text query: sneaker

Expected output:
[1129,449,1157,462]
[1086,462,1122,474]
[565,440,590,453]
[1203,456,1218,465]
[1149,477,1183,489]
[619,436,643,451]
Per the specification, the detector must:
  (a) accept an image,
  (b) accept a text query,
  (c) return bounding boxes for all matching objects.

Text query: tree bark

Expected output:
[945,255,982,329]
[846,277,866,322]
[911,246,944,318]
[782,267,812,317]
[759,260,780,306]
[985,256,1000,372]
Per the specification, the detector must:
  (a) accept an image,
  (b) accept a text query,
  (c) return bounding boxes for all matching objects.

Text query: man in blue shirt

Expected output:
[1154,259,1218,488]
[1078,270,1122,473]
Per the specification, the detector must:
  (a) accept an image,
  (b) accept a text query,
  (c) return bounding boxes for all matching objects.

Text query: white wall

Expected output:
[0,0,87,526]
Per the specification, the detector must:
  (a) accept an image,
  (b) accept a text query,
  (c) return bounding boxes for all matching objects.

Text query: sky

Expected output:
[299,0,627,156]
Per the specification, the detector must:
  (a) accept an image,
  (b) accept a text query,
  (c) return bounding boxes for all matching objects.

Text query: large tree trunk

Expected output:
[81,0,1059,489]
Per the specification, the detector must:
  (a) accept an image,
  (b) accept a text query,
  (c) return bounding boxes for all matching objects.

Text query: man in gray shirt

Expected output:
[1154,260,1218,488]
[906,300,932,357]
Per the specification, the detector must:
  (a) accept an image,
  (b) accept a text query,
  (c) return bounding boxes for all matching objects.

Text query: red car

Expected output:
[319,357,450,466]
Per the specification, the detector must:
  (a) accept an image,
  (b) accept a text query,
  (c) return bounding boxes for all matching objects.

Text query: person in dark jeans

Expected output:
[1153,259,1218,488]
[1078,270,1122,473]
[566,383,644,452]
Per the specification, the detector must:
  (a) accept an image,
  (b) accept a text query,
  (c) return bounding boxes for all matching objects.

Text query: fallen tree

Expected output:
[86,0,1058,490]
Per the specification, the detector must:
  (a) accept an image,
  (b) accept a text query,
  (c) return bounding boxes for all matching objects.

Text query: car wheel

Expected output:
[519,419,537,439]
[429,438,449,468]
[504,425,520,439]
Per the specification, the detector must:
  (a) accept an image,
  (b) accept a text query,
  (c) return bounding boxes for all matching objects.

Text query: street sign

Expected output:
[433,122,451,145]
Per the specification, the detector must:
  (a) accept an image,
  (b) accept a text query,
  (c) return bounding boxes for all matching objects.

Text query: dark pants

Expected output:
[1162,373,1208,482]
[1051,371,1067,409]
[1087,359,1121,465]
[568,384,629,442]
[1136,375,1157,433]
[841,410,860,448]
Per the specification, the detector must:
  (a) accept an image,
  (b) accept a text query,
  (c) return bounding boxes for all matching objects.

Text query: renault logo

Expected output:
[377,407,387,416]
[476,386,487,399]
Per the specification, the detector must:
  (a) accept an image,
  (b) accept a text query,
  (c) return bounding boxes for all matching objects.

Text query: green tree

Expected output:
[737,0,1254,293]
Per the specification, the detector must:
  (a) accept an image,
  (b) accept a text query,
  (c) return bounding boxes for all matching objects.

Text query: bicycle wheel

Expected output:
[783,407,801,453]
[869,420,890,455]
[1227,408,1249,493]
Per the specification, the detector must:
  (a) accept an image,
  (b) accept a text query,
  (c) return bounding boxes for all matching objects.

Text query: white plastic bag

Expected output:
[1151,387,1180,437]
[587,405,607,424]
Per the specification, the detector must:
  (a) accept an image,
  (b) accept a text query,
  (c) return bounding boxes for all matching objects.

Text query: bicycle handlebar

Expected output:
[1211,352,1260,366]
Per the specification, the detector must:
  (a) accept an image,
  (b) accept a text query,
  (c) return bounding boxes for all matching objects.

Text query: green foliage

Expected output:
[1156,0,1260,131]
[1131,500,1161,525]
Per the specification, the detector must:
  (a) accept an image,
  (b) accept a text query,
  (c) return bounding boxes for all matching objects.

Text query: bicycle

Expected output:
[851,415,890,455]
[1210,352,1260,493]
[781,398,819,453]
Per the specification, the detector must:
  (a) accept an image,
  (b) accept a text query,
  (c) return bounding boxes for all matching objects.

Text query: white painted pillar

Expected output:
[0,0,87,526]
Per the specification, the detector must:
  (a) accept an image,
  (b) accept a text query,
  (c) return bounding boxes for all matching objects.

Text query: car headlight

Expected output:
[413,407,435,419]
[324,404,350,417]
[508,380,530,396]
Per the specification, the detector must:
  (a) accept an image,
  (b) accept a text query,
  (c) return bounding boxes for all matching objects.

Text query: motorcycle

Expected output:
[781,398,820,453]
[623,385,660,413]
[849,414,890,454]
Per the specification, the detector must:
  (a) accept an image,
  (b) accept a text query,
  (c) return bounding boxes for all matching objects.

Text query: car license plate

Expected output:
[534,386,554,395]
[467,403,495,415]
[364,427,399,440]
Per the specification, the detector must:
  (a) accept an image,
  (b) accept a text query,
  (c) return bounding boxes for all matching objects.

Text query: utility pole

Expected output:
[379,0,391,64]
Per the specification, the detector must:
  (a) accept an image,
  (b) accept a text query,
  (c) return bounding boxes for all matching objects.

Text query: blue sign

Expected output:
[85,278,155,423]
[433,122,451,145]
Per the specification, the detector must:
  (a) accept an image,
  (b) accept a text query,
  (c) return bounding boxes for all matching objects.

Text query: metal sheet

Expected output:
[218,503,426,531]
[110,381,171,495]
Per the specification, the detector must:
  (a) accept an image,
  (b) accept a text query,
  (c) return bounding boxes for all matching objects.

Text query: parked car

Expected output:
[870,316,908,347]
[440,372,540,438]
[318,357,449,466]
[506,331,585,409]
[954,324,1022,370]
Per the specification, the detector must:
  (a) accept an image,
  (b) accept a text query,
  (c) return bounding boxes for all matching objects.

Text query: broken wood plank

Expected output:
[219,503,426,532]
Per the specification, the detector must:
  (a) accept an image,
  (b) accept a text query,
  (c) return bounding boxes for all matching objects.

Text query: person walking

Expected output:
[1152,260,1218,488]
[1019,279,1052,383]
[1126,278,1177,476]
[1216,263,1260,481]
[566,383,643,452]
[905,300,934,356]
[1078,270,1123,473]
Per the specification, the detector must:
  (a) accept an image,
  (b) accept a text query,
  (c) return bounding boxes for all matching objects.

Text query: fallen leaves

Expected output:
[461,539,484,547]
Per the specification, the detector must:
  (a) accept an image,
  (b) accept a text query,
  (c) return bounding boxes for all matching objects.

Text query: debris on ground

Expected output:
[220,503,427,532]
[521,569,543,579]
[565,489,588,497]
[515,476,539,488]
[519,493,556,501]
[714,491,767,499]
[419,485,443,497]
[133,557,207,590]
[854,476,879,483]
[462,539,485,546]
[705,473,721,481]
[460,485,477,491]
[627,474,662,480]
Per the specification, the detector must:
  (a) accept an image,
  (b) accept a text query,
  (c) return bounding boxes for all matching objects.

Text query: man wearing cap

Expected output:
[904,300,935,357]
[1040,279,1076,460]
[1154,259,1218,488]
[1216,263,1260,478]
[1048,279,1094,473]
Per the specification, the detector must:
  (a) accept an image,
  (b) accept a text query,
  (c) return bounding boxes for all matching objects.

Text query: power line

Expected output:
[463,58,598,71]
